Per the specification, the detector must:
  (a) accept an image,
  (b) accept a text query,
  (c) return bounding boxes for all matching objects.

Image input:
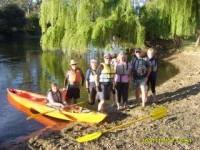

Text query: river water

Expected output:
[0,38,178,146]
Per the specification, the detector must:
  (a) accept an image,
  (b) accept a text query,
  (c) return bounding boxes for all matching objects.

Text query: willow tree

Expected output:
[140,0,199,47]
[40,0,145,53]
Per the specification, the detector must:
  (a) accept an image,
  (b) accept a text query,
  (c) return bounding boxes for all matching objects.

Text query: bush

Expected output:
[25,13,41,35]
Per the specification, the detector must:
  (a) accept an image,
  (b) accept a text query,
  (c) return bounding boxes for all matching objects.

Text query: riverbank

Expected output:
[2,42,200,150]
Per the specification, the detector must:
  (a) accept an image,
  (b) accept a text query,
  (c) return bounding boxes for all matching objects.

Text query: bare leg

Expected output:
[116,102,120,110]
[140,85,147,107]
[67,98,72,105]
[152,93,157,102]
[73,99,77,104]
[98,100,105,112]
[135,88,140,104]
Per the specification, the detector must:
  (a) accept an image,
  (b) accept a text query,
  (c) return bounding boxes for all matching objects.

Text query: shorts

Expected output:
[96,84,112,101]
[132,79,147,89]
[66,87,80,99]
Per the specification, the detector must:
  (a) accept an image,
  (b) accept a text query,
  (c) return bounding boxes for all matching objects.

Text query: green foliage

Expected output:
[40,0,144,53]
[1,4,25,34]
[140,0,199,40]
[25,13,41,35]
[162,0,198,37]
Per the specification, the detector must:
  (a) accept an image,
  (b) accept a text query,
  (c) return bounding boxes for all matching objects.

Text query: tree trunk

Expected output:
[195,35,200,47]
[173,34,181,49]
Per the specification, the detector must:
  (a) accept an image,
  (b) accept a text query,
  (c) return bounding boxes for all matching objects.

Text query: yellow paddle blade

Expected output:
[76,106,167,143]
[76,132,102,143]
[150,106,167,119]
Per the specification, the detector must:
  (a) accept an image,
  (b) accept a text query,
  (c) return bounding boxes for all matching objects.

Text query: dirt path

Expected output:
[2,44,200,150]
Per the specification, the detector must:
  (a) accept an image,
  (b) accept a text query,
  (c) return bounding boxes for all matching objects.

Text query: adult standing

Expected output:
[85,59,98,105]
[115,52,132,110]
[147,48,158,102]
[95,53,115,113]
[131,48,151,107]
[64,60,85,104]
[111,53,118,106]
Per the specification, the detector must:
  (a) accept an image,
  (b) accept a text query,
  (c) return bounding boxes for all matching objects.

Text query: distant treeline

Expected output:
[0,3,41,39]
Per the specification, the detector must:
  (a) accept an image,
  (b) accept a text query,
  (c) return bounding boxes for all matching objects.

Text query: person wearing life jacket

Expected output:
[95,53,115,113]
[64,60,85,104]
[147,48,159,103]
[47,82,68,109]
[115,51,132,110]
[85,59,98,105]
[110,53,118,107]
[131,48,151,107]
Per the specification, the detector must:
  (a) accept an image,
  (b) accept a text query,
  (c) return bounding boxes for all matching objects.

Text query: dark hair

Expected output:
[112,53,117,59]
[51,82,58,87]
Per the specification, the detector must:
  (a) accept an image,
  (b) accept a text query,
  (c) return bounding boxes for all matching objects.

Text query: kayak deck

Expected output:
[7,88,107,123]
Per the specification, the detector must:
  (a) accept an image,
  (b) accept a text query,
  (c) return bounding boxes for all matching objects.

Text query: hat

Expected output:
[70,59,78,65]
[135,48,142,53]
[103,53,111,58]
[90,59,97,63]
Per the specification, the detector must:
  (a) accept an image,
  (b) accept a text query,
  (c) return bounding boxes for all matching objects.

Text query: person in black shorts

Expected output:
[64,60,84,104]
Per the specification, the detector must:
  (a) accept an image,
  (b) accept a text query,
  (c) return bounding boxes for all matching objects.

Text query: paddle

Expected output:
[76,106,167,143]
[26,100,88,120]
[27,109,58,120]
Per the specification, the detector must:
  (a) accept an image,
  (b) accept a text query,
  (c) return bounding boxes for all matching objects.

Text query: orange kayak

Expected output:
[7,88,107,123]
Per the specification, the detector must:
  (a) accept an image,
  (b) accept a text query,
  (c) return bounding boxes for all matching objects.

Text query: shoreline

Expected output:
[2,43,200,149]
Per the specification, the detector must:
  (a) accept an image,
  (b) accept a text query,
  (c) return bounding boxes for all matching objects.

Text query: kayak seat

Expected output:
[31,97,46,102]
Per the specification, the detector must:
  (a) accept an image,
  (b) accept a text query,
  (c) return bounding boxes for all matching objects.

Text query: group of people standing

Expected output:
[47,48,159,113]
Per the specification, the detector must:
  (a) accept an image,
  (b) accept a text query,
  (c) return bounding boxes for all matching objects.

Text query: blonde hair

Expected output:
[117,52,127,63]
[147,48,156,56]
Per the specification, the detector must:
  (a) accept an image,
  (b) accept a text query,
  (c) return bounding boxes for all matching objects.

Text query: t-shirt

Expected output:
[85,69,96,87]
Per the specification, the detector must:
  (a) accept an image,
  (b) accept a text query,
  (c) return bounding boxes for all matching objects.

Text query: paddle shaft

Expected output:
[102,115,151,133]
[27,100,87,120]
[76,106,167,143]
[27,109,58,120]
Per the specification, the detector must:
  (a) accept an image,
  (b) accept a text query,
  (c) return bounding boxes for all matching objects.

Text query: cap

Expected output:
[135,48,142,53]
[103,53,111,58]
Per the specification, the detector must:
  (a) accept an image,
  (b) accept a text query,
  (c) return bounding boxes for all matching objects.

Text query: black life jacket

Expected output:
[46,89,62,103]
[131,57,147,79]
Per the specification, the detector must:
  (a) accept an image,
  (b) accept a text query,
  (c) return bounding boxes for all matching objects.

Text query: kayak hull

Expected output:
[7,88,107,123]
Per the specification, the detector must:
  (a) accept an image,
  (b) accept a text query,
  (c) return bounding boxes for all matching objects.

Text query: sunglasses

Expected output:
[135,51,141,53]
[71,64,77,66]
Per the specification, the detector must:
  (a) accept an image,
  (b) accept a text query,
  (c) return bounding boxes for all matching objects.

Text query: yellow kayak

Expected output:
[7,88,107,123]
